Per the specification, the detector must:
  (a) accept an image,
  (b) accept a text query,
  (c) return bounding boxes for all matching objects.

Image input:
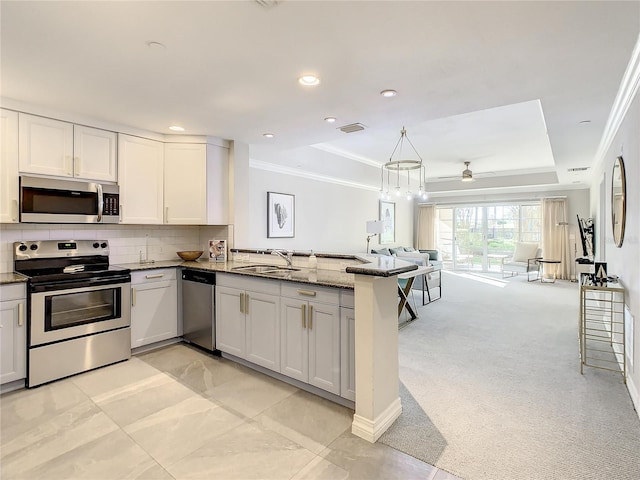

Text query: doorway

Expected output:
[436,203,541,272]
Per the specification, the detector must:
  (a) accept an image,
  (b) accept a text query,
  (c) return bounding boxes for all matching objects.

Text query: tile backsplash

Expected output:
[0,224,229,272]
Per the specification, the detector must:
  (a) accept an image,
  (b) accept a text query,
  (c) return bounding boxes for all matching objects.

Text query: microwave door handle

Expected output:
[96,183,104,222]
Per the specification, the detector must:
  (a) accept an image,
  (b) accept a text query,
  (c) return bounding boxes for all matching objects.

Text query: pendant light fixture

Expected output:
[379,127,427,200]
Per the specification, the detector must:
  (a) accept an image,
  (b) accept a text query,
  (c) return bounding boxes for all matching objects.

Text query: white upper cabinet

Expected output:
[18,113,117,182]
[19,113,73,177]
[164,142,229,225]
[73,125,117,182]
[205,144,229,225]
[118,134,164,224]
[164,143,207,224]
[0,109,19,223]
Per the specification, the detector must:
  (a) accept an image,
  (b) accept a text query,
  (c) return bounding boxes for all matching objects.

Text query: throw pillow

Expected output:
[389,247,403,255]
[512,242,539,262]
[372,248,391,256]
[420,249,439,260]
[404,247,417,252]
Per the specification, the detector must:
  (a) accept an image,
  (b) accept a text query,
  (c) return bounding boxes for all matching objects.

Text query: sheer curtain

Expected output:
[416,205,436,250]
[541,198,570,279]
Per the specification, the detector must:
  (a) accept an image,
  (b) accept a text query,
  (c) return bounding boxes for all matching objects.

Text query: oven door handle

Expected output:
[97,183,104,223]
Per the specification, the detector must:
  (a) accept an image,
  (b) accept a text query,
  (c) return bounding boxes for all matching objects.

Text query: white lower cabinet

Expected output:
[280,284,341,395]
[216,285,246,358]
[216,274,280,371]
[0,283,27,385]
[216,274,353,400]
[340,306,356,401]
[131,269,178,348]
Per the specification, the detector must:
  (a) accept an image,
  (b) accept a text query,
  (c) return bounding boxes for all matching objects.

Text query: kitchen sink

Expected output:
[231,264,300,274]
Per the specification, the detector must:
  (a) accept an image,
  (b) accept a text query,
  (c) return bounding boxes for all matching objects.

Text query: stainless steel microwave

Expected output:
[20,176,120,224]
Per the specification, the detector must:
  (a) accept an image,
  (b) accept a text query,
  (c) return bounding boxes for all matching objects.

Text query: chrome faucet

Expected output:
[271,249,293,267]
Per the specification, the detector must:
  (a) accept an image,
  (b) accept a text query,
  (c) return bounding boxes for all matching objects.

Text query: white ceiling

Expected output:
[2,1,639,194]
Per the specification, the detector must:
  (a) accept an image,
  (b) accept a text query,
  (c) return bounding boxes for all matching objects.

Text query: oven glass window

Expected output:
[45,288,121,331]
[22,187,98,215]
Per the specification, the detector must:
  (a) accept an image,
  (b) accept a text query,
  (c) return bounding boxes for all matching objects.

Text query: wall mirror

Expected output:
[611,156,626,247]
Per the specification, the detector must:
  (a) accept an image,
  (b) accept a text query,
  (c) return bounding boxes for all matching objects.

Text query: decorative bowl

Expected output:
[177,250,204,261]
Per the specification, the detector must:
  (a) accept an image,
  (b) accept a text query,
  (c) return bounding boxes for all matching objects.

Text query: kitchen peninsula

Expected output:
[125,250,417,442]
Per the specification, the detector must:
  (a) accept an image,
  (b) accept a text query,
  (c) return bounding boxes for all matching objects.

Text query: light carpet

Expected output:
[379,271,640,480]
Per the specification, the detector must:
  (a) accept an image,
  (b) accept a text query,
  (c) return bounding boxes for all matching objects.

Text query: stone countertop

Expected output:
[346,255,418,277]
[1,254,416,288]
[119,259,357,289]
[118,254,418,289]
[0,272,29,285]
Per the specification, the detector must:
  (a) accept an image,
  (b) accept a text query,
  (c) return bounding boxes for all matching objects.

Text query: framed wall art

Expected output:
[379,200,395,244]
[267,192,295,238]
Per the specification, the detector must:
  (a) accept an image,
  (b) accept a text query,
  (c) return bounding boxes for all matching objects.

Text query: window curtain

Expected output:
[416,205,436,250]
[541,198,570,280]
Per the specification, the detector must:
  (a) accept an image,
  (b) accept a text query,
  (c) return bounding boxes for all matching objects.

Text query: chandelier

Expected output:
[380,127,427,200]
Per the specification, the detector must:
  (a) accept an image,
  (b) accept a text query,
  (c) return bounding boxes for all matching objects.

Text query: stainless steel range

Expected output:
[14,240,131,387]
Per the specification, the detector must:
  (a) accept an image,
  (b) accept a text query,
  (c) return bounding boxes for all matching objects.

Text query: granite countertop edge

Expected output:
[118,260,356,289]
[1,253,417,287]
[0,272,29,285]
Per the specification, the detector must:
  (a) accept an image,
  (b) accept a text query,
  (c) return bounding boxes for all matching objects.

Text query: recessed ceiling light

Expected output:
[324,117,336,123]
[298,75,320,86]
[263,133,275,138]
[380,89,397,97]
[169,125,184,132]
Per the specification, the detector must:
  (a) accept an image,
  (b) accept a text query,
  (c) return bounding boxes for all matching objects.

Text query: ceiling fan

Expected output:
[435,160,496,182]
[462,161,473,182]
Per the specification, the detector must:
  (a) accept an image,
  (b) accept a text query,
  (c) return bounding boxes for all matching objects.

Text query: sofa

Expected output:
[370,247,442,291]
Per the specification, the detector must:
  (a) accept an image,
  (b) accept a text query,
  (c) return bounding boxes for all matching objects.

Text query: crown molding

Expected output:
[310,143,381,168]
[593,33,640,168]
[250,159,378,192]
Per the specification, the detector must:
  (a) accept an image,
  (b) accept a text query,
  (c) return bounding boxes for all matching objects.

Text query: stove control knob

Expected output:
[93,242,100,248]
[30,244,38,251]
[18,244,27,252]
[100,242,108,249]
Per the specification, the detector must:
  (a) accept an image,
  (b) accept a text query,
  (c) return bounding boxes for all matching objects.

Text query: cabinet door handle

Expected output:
[245,294,249,314]
[165,206,169,223]
[132,287,136,306]
[309,305,313,330]
[302,304,306,329]
[297,289,317,297]
[18,302,24,326]
[145,273,164,279]
[12,199,18,222]
[74,157,81,176]
[240,293,245,313]
[119,205,123,222]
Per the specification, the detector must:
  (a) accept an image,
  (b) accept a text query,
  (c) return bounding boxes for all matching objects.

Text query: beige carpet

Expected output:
[379,271,640,480]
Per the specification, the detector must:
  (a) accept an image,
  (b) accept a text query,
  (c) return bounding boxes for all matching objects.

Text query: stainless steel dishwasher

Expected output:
[181,270,216,351]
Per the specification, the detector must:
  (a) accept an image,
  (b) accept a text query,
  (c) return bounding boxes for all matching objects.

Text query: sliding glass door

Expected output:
[436,203,541,272]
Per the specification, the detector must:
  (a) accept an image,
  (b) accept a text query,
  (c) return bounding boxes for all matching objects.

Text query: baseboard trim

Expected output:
[627,374,640,419]
[352,397,402,443]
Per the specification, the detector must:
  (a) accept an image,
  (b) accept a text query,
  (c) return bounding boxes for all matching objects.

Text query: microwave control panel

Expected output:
[103,193,120,216]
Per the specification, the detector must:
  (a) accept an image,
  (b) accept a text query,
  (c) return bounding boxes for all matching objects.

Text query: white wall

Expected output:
[590,88,639,411]
[244,166,414,253]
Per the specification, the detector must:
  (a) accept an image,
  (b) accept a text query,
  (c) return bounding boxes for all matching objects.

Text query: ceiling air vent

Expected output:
[568,167,589,172]
[338,123,366,134]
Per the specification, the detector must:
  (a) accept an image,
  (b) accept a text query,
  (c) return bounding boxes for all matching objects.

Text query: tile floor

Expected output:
[1,343,462,480]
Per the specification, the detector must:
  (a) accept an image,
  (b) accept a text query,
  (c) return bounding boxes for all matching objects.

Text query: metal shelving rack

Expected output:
[579,281,626,383]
